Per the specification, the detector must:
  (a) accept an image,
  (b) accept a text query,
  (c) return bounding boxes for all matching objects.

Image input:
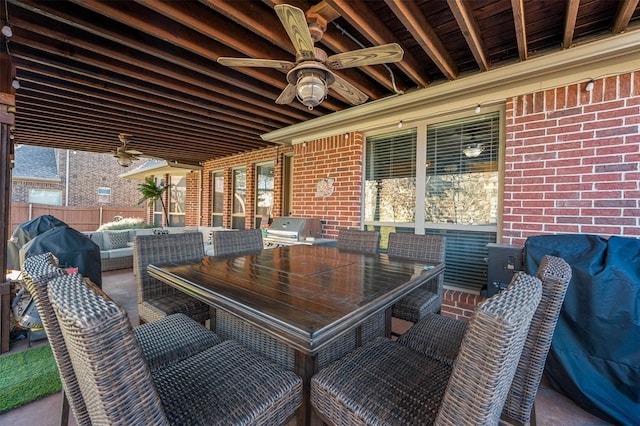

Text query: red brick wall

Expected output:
[291,132,363,238]
[503,71,640,245]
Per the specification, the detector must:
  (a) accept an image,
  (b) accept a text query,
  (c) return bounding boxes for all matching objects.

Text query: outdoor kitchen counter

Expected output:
[148,245,444,425]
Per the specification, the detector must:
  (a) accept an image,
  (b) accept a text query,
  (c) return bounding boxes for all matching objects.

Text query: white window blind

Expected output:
[365,128,417,223]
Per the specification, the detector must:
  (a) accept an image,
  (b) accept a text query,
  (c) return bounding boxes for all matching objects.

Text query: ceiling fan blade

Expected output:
[125,149,143,156]
[274,4,315,60]
[329,74,369,105]
[326,43,404,70]
[217,57,295,70]
[275,84,297,105]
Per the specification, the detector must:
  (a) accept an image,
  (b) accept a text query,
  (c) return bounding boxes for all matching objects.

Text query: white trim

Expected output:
[262,30,640,144]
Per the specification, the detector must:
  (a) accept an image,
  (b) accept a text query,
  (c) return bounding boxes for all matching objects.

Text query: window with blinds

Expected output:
[425,112,500,226]
[364,110,502,292]
[364,128,417,224]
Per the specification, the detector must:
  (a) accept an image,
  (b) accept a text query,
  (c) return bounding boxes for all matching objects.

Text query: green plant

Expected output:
[97,217,153,232]
[137,177,170,227]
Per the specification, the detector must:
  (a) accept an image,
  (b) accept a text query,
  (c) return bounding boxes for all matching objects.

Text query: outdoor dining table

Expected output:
[147,244,444,425]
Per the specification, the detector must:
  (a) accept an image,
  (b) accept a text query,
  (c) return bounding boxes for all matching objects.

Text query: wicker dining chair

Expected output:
[48,272,302,426]
[336,229,380,254]
[22,252,222,426]
[311,271,542,426]
[211,228,264,257]
[134,232,210,324]
[387,233,446,325]
[397,255,572,426]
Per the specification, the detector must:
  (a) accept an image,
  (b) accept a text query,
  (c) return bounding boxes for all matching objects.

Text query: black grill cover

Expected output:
[21,226,102,288]
[7,215,67,270]
[524,234,640,425]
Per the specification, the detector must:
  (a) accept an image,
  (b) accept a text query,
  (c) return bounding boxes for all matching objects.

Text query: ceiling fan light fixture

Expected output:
[296,70,327,110]
[117,155,133,167]
[463,143,485,158]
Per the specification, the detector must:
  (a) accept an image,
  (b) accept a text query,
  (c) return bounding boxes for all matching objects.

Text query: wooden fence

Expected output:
[9,203,146,232]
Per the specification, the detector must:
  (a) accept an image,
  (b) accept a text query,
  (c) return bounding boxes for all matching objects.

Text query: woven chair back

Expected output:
[48,272,169,425]
[337,229,380,254]
[436,271,542,425]
[387,233,445,263]
[502,255,572,424]
[211,229,263,257]
[22,253,92,426]
[134,232,205,302]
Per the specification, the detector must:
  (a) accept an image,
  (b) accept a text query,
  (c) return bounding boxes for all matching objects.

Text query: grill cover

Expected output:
[6,215,67,270]
[21,226,102,288]
[524,234,640,425]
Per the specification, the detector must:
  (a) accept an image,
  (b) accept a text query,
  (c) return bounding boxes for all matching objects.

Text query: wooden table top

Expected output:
[148,245,444,353]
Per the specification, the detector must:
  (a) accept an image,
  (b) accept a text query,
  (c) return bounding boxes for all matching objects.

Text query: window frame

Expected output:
[363,105,505,291]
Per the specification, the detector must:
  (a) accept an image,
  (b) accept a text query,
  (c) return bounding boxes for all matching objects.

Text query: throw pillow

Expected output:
[106,231,130,249]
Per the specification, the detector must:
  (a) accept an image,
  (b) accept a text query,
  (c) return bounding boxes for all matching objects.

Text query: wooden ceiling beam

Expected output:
[10,27,307,125]
[10,37,300,129]
[17,92,259,144]
[14,56,277,133]
[16,109,255,158]
[562,0,580,49]
[511,0,528,61]
[385,0,458,80]
[613,0,640,33]
[11,0,322,115]
[325,0,430,88]
[447,0,490,72]
[65,0,298,103]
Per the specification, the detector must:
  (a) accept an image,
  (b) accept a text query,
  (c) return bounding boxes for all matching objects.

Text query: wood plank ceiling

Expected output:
[3,0,639,166]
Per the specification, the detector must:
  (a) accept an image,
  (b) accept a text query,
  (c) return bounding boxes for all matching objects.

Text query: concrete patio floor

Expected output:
[0,268,612,426]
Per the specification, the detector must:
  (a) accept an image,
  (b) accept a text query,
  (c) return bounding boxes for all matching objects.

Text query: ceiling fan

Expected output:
[112,133,143,167]
[217,4,404,110]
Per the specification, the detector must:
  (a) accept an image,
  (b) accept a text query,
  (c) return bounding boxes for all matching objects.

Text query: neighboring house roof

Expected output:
[120,159,201,180]
[13,145,60,181]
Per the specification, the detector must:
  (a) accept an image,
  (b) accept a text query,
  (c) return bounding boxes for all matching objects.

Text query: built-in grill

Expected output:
[264,217,335,247]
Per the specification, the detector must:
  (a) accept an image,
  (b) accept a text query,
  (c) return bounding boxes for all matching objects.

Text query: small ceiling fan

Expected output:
[217,4,404,110]
[112,133,143,167]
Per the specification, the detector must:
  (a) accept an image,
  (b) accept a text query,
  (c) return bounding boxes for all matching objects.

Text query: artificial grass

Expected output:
[0,344,62,414]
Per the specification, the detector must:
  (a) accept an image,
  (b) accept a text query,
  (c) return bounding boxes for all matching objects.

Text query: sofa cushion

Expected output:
[107,247,134,259]
[104,231,130,250]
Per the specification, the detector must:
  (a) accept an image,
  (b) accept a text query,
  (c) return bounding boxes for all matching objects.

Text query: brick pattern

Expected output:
[12,150,141,207]
[503,71,640,245]
[292,132,363,239]
[442,289,485,321]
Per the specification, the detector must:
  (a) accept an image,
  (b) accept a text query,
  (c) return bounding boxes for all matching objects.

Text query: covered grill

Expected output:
[264,217,335,247]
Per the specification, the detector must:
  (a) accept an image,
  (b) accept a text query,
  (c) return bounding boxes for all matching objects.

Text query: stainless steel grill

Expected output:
[264,217,335,247]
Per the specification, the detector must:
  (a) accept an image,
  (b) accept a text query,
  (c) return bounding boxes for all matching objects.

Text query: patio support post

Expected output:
[0,49,16,353]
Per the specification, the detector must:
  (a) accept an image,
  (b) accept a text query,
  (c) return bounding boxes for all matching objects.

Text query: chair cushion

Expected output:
[141,293,210,324]
[311,337,452,426]
[397,313,467,366]
[391,288,439,323]
[153,340,302,425]
[134,313,222,370]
